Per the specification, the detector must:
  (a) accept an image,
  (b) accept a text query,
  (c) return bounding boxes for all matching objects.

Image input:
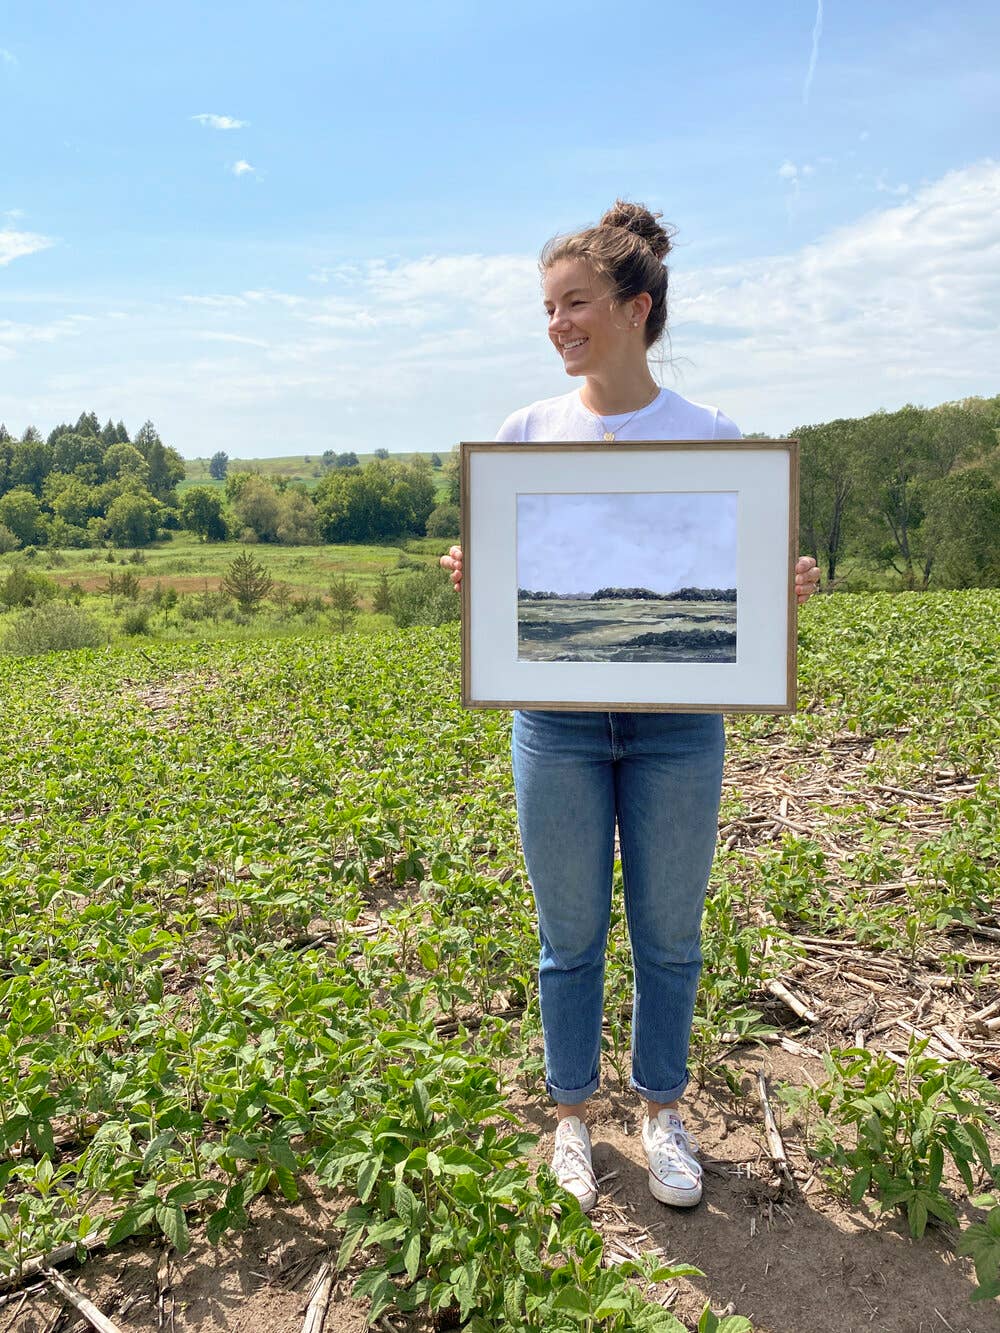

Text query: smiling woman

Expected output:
[440,198,820,1217]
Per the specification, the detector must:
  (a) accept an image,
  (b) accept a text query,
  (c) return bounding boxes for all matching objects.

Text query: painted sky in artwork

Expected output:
[517,492,737,596]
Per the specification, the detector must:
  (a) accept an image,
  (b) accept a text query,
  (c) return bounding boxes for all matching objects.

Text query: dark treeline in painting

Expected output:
[518,585,737,602]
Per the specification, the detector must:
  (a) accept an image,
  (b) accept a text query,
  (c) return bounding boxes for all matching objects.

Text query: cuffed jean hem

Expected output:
[546,1074,600,1105]
[630,1070,690,1104]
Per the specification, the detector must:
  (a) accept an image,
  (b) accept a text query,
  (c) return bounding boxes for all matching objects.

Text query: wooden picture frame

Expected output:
[460,439,798,713]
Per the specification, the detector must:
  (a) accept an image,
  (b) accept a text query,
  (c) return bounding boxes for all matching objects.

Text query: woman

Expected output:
[441,201,820,1213]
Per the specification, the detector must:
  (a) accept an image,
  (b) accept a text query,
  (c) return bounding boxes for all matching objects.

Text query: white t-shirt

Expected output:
[495,386,741,444]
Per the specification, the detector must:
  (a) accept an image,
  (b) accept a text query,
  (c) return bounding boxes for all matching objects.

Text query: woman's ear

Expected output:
[631,291,653,327]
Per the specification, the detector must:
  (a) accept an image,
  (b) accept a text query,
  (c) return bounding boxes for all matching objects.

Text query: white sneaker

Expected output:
[552,1116,599,1213]
[642,1109,703,1207]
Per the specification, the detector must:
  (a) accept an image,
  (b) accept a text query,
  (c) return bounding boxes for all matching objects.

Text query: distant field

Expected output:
[517,596,738,662]
[181,453,453,504]
[8,533,447,589]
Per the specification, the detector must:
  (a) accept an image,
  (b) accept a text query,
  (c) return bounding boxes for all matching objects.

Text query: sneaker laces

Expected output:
[553,1123,596,1191]
[646,1114,701,1178]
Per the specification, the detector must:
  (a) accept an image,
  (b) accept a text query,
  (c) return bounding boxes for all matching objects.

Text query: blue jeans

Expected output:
[511,709,725,1105]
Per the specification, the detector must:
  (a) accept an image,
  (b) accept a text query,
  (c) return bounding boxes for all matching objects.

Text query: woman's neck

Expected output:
[579,366,660,417]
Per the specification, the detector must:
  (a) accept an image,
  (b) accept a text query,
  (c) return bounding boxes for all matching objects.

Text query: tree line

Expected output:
[785,394,1000,589]
[0,413,460,550]
[2,395,997,587]
[0,414,185,550]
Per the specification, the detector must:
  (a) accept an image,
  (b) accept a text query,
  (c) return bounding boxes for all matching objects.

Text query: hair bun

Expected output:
[599,200,673,261]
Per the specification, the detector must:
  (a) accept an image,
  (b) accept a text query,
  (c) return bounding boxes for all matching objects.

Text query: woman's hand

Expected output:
[795,556,821,604]
[439,544,463,590]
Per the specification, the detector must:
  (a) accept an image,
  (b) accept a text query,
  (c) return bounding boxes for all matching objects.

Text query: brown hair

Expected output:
[540,200,675,349]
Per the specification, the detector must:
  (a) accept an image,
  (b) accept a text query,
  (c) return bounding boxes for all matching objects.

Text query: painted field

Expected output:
[517,596,737,662]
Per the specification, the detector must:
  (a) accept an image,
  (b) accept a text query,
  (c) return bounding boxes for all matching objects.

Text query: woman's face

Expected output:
[543,257,635,378]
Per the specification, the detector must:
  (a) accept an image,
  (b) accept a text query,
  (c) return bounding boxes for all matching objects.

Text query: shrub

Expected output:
[121,605,152,636]
[425,502,460,539]
[389,567,460,628]
[2,602,106,656]
[0,523,20,554]
[1,564,57,609]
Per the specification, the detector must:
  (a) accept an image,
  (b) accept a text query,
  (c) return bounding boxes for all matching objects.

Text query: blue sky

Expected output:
[2,1,998,457]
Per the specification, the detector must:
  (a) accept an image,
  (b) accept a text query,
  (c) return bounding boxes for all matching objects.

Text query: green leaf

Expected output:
[357,1153,382,1202]
[155,1202,190,1255]
[907,1194,929,1239]
[394,1181,420,1227]
[272,1164,298,1202]
[402,1231,420,1282]
[849,1167,870,1204]
[411,1078,431,1126]
[206,1207,231,1246]
[553,1285,591,1313]
[336,1207,370,1272]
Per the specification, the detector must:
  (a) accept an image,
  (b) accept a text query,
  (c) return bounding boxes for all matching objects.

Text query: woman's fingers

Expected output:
[439,545,463,589]
[795,556,821,603]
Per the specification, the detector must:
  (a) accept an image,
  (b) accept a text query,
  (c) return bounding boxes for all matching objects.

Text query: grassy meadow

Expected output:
[517,595,738,662]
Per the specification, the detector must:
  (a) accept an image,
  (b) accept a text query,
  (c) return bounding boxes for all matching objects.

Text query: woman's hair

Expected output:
[540,200,674,349]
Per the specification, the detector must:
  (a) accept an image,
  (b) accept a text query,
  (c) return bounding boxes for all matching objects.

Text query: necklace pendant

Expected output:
[603,431,615,442]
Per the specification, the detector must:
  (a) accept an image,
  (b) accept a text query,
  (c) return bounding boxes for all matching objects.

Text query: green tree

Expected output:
[373,447,390,460]
[105,491,160,546]
[430,452,443,469]
[209,450,229,480]
[221,551,273,613]
[315,458,435,542]
[924,468,1000,588]
[180,486,228,541]
[275,489,319,544]
[373,570,392,614]
[230,475,282,542]
[327,574,361,632]
[796,418,861,583]
[0,430,13,494]
[0,489,44,545]
[11,436,54,495]
[103,442,149,484]
[443,446,461,506]
[45,475,101,529]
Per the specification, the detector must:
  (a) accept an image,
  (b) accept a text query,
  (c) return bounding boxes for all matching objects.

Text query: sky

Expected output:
[2,1,999,459]
[517,493,737,595]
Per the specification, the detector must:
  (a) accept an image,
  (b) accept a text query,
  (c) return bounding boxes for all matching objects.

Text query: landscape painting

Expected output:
[516,492,738,663]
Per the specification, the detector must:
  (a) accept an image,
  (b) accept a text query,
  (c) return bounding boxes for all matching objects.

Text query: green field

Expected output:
[1,592,999,1328]
[180,453,454,505]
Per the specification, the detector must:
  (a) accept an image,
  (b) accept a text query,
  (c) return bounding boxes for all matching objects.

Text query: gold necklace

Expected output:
[582,385,660,441]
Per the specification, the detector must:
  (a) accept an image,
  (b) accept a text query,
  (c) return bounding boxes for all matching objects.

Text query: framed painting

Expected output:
[459,440,798,713]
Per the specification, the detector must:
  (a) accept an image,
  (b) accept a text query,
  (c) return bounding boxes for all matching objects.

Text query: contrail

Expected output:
[803,0,824,105]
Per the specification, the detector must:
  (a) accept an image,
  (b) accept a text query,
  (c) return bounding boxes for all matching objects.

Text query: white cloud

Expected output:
[192,113,247,130]
[232,160,258,177]
[778,161,798,181]
[0,48,16,65]
[196,331,270,349]
[669,159,1000,427]
[859,130,870,142]
[4,161,997,452]
[874,170,910,196]
[0,228,55,266]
